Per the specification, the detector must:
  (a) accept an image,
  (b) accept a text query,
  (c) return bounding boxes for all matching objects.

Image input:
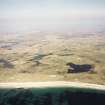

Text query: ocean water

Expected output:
[0,87,105,105]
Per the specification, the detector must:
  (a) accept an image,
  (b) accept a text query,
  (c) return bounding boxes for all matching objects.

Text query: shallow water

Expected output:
[0,87,105,105]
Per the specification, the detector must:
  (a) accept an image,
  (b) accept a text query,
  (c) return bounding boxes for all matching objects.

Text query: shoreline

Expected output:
[0,81,105,91]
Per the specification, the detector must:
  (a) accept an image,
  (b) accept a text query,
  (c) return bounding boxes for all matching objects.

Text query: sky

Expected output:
[0,0,105,19]
[0,0,105,33]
